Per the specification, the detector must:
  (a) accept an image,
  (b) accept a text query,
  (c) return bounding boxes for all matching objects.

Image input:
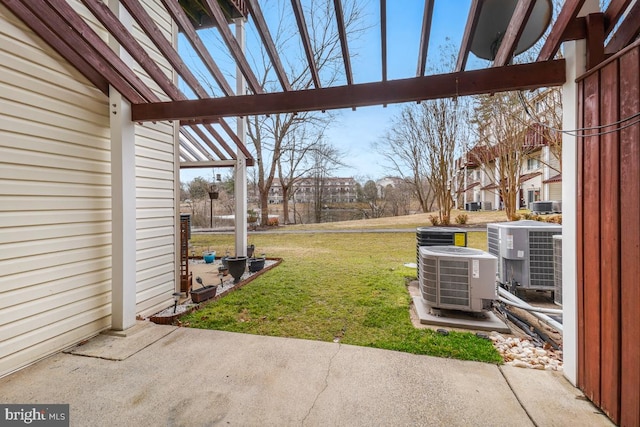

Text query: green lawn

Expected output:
[183,230,501,363]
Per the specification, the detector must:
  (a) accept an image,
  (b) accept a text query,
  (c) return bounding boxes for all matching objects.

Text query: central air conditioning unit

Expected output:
[487,220,562,293]
[419,246,497,313]
[416,226,467,267]
[553,235,562,305]
[531,201,553,214]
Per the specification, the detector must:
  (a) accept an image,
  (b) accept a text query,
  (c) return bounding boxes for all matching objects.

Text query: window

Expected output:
[527,157,540,170]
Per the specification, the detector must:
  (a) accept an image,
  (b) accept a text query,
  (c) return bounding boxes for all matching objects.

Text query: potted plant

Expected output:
[248,255,265,272]
[190,276,217,303]
[247,209,258,224]
[226,256,247,283]
[203,250,216,264]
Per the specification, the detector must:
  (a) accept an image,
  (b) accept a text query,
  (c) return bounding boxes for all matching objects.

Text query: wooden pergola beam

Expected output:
[492,0,536,67]
[603,0,633,35]
[180,128,216,160]
[160,0,234,96]
[537,0,586,61]
[204,124,238,159]
[2,0,109,96]
[246,0,291,91]
[416,0,435,76]
[380,0,387,81]
[81,0,184,101]
[202,0,263,94]
[605,1,640,55]
[333,0,353,85]
[119,0,209,99]
[456,0,484,72]
[290,0,321,88]
[180,160,237,168]
[132,60,566,122]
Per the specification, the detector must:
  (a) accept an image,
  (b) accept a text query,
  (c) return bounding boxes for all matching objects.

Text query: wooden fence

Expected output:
[577,40,639,426]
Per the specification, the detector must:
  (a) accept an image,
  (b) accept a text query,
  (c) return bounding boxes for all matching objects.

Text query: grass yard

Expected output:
[183,229,502,363]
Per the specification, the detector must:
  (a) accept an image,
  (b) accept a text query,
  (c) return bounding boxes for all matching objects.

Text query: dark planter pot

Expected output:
[227,256,247,283]
[190,285,217,303]
[248,257,266,272]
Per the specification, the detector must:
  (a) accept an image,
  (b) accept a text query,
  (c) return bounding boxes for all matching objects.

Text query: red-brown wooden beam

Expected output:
[179,130,211,161]
[50,1,155,101]
[290,0,321,88]
[246,0,291,91]
[81,0,183,101]
[44,0,160,103]
[217,118,255,164]
[202,0,263,94]
[1,0,109,96]
[605,0,640,55]
[119,0,209,99]
[190,125,228,159]
[456,0,484,72]
[586,13,605,70]
[537,0,586,61]
[180,128,216,160]
[204,124,238,159]
[416,0,434,76]
[603,0,633,35]
[161,0,234,96]
[132,59,566,121]
[334,0,353,85]
[493,0,536,67]
[380,0,387,81]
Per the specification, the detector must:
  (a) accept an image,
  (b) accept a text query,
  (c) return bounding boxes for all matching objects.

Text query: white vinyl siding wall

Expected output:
[0,4,112,377]
[0,0,177,376]
[133,0,177,317]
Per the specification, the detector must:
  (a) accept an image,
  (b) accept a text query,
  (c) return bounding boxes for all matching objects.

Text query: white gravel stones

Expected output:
[490,332,563,371]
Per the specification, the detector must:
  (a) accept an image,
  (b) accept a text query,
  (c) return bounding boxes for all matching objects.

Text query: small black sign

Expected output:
[0,404,69,426]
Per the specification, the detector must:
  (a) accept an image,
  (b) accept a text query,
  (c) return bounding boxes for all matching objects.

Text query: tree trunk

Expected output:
[282,186,290,224]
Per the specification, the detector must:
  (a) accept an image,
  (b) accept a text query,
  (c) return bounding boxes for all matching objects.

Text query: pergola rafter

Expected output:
[4,0,640,171]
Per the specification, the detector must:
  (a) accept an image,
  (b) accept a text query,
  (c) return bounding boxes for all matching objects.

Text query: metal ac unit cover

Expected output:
[531,201,553,214]
[419,246,497,312]
[487,220,562,291]
[553,235,562,305]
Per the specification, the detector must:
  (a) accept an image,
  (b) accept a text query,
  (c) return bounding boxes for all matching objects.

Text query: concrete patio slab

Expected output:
[0,325,610,426]
[413,296,511,333]
[64,321,177,361]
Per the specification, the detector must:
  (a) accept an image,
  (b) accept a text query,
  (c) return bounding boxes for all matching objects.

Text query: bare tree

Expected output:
[423,97,468,224]
[245,0,366,226]
[376,96,467,223]
[471,92,535,220]
[362,180,383,218]
[309,141,346,223]
[375,107,433,213]
[277,118,329,224]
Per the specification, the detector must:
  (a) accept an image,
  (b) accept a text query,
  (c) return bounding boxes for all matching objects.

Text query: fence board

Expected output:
[598,60,620,423]
[618,46,640,427]
[581,72,602,406]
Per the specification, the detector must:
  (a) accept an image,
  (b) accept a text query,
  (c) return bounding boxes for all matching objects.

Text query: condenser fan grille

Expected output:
[487,227,499,256]
[529,230,556,287]
[438,259,469,307]
[422,257,438,304]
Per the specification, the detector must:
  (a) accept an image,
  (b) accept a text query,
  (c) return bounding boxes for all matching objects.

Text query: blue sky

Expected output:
[179,0,479,184]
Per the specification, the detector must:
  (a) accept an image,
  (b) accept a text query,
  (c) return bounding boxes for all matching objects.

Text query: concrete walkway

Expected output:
[0,322,612,427]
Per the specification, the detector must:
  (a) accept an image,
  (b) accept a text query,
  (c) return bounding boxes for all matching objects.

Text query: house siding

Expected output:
[0,0,177,376]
